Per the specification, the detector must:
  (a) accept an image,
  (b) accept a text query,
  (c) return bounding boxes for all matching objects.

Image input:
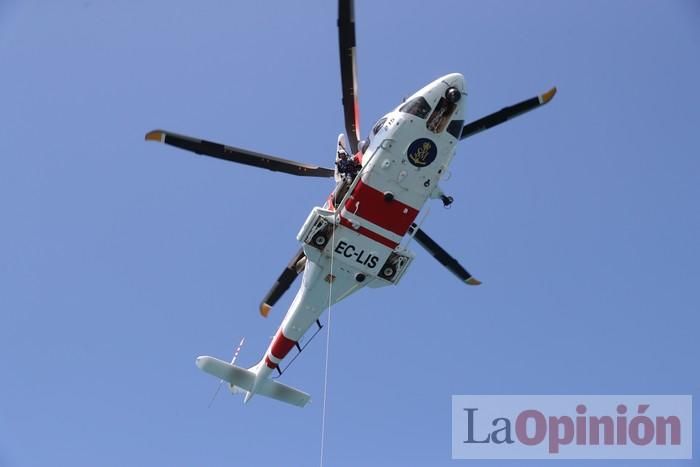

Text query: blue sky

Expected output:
[1,1,699,466]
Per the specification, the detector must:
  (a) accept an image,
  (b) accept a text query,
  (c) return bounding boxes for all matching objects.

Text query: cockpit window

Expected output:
[426,97,457,134]
[399,96,431,119]
[372,117,387,136]
[447,119,464,139]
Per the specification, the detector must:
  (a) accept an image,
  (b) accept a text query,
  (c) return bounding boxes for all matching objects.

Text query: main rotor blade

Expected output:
[460,87,557,140]
[259,248,306,317]
[145,130,334,178]
[338,0,361,154]
[408,224,481,285]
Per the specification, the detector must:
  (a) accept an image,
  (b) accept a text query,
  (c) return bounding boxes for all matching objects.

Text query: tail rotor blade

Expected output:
[207,381,226,409]
[230,337,246,366]
[207,337,246,408]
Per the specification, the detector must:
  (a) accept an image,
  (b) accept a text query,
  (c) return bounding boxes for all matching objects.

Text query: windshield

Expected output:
[399,96,431,118]
[426,97,457,134]
[372,117,388,136]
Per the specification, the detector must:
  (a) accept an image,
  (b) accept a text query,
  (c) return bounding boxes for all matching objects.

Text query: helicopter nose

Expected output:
[441,73,466,104]
[441,73,465,94]
[439,73,465,116]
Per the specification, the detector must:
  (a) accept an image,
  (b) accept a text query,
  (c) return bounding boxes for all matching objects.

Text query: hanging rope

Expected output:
[319,216,337,467]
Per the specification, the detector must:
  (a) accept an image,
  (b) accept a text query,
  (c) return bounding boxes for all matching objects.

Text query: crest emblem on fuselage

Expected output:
[407,138,437,168]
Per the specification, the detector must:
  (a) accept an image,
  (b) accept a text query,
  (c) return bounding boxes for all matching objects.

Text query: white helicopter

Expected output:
[145,0,555,407]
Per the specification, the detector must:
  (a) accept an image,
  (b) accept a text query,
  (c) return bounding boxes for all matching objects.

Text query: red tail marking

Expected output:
[270,330,297,360]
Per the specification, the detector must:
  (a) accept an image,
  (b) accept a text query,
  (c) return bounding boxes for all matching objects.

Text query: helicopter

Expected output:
[145,0,556,407]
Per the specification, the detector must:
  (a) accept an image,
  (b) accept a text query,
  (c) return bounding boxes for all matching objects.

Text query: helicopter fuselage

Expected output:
[249,73,467,389]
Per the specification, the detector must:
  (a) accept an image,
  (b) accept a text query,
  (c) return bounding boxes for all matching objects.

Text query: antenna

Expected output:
[207,337,245,408]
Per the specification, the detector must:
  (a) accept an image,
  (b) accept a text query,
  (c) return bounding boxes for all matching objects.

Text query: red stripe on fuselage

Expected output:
[344,180,419,236]
[265,355,277,369]
[270,330,296,360]
[339,216,399,249]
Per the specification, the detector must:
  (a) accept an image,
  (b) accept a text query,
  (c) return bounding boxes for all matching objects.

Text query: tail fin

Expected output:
[196,356,311,408]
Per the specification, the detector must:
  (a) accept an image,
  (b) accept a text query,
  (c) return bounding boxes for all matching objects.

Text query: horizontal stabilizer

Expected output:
[197,356,255,391]
[256,378,311,408]
[196,356,311,408]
